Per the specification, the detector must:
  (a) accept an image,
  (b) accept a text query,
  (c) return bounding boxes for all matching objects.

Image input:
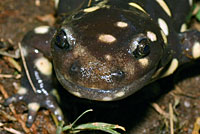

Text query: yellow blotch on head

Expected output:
[98,34,116,44]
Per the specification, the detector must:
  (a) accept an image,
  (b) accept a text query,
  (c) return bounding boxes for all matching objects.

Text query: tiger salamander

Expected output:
[5,0,200,127]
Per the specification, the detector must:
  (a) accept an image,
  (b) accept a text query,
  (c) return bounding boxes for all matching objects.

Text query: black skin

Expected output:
[4,0,200,127]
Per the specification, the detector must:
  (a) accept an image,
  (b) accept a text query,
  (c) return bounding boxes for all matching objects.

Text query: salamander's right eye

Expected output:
[132,38,151,59]
[54,29,70,49]
[129,36,151,59]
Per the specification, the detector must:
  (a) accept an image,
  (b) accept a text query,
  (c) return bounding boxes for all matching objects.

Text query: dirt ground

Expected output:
[0,0,199,134]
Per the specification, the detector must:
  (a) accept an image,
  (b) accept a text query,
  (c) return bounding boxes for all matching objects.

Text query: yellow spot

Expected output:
[189,0,193,6]
[83,6,100,12]
[128,2,147,14]
[17,87,27,95]
[180,23,187,32]
[192,42,200,59]
[72,92,82,97]
[147,31,157,42]
[35,57,52,75]
[55,108,63,117]
[160,30,168,44]
[51,89,60,102]
[162,58,179,77]
[139,58,149,67]
[28,102,40,111]
[115,91,125,98]
[152,67,164,79]
[105,54,112,61]
[158,18,169,36]
[102,97,113,101]
[34,26,49,34]
[115,21,128,28]
[54,0,59,8]
[98,34,116,44]
[156,0,172,17]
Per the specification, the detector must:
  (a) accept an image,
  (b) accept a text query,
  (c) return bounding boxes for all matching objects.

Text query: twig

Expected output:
[0,84,30,133]
[173,86,199,99]
[169,103,174,134]
[0,74,21,79]
[18,43,36,93]
[0,39,20,59]
[192,117,200,134]
[193,3,200,15]
[0,51,20,59]
[3,56,21,72]
[0,109,16,121]
[87,0,92,6]
[0,122,3,127]
[3,127,23,134]
[151,103,169,119]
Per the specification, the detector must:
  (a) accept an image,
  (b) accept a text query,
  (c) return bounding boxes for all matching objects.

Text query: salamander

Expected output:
[4,0,200,127]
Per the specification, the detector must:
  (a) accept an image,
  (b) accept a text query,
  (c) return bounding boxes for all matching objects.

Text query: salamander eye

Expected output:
[54,30,69,49]
[54,29,70,49]
[130,38,151,59]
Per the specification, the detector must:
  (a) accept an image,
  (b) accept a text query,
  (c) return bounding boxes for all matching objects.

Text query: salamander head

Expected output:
[51,7,165,101]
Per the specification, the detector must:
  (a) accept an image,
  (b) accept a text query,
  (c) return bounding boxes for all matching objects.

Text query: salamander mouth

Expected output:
[55,68,156,101]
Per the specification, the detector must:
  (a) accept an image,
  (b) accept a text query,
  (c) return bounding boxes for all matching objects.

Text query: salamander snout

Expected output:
[70,62,125,80]
[68,60,126,85]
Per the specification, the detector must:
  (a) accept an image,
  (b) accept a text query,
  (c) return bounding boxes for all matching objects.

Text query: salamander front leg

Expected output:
[4,85,63,127]
[4,26,64,127]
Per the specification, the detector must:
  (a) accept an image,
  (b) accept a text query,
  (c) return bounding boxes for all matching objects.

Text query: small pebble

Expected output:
[184,101,191,108]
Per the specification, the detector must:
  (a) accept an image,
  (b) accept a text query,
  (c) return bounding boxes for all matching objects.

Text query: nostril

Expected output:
[70,62,80,73]
[112,70,125,79]
[68,62,81,80]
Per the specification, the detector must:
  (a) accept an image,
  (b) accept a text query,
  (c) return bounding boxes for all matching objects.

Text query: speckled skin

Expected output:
[4,0,200,127]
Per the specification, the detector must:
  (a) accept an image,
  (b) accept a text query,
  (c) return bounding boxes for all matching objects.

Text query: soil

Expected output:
[0,0,199,134]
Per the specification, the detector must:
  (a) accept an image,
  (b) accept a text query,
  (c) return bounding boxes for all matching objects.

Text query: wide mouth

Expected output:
[55,67,156,101]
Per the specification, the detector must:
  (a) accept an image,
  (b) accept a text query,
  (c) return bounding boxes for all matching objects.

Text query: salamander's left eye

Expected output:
[130,38,151,59]
[54,29,70,49]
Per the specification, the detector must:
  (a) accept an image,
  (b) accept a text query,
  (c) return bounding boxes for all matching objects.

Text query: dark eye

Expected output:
[132,38,150,59]
[54,29,70,49]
